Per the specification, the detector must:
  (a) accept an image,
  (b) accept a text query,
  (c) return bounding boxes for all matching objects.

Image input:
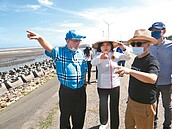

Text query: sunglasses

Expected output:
[130,41,148,47]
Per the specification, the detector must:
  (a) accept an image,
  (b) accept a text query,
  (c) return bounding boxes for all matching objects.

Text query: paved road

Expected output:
[0,78,59,129]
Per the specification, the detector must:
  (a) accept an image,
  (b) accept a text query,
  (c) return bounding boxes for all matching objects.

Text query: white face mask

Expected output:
[71,47,77,51]
[132,47,144,56]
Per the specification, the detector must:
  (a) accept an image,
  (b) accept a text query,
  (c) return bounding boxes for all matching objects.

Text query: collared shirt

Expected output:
[149,39,172,85]
[45,45,87,89]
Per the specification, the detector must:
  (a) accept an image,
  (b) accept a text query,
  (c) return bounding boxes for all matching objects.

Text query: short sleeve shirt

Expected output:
[129,53,160,104]
[45,45,87,89]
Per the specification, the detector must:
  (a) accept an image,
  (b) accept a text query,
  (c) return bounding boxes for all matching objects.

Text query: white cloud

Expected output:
[29,0,172,46]
[27,4,41,10]
[25,0,172,47]
[37,0,53,6]
[73,0,172,43]
[60,23,83,27]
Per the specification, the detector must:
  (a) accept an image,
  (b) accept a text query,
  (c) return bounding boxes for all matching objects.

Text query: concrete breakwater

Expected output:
[0,59,56,110]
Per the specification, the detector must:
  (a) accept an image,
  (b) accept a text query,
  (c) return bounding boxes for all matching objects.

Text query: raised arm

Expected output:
[26,30,53,53]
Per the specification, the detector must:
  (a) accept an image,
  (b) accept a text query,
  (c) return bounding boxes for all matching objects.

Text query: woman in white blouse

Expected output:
[91,40,131,129]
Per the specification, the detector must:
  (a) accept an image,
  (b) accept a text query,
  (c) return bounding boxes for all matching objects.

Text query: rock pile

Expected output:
[0,59,56,110]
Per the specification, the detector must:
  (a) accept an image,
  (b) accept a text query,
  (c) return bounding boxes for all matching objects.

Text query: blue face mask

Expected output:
[151,31,162,39]
[132,47,144,56]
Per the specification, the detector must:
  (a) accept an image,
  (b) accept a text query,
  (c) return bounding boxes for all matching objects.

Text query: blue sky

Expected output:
[0,0,172,48]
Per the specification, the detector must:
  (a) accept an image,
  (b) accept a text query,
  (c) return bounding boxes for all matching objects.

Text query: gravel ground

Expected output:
[46,59,164,129]
[46,67,127,129]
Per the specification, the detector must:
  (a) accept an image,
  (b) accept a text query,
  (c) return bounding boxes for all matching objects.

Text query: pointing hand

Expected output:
[26,30,41,40]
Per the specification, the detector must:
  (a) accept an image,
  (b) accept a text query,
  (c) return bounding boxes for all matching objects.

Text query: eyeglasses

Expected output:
[70,39,82,43]
[130,41,148,47]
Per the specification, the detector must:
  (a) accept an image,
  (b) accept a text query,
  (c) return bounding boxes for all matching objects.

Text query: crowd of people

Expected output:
[26,21,172,129]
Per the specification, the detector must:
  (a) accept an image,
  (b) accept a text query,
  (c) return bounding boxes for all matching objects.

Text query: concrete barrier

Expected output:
[4,77,24,89]
[0,83,8,96]
[0,59,55,97]
[20,72,34,83]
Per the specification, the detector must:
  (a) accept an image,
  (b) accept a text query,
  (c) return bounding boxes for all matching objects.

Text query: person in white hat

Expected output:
[149,22,172,129]
[114,29,160,129]
[91,40,131,129]
[26,30,87,129]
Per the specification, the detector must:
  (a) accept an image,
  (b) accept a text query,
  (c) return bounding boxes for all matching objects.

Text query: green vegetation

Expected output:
[38,104,59,129]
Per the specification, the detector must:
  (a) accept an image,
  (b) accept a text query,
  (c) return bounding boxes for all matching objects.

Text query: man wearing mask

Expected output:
[148,22,172,129]
[27,30,88,129]
[114,29,160,129]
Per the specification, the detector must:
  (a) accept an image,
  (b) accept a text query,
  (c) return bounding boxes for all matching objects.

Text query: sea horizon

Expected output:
[0,55,48,72]
[0,46,48,72]
[0,46,43,51]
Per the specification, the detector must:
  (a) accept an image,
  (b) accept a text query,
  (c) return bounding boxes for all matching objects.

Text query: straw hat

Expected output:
[127,29,157,44]
[92,40,121,49]
[79,43,91,48]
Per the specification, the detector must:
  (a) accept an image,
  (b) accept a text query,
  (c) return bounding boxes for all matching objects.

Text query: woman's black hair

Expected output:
[97,42,114,52]
[83,47,92,57]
